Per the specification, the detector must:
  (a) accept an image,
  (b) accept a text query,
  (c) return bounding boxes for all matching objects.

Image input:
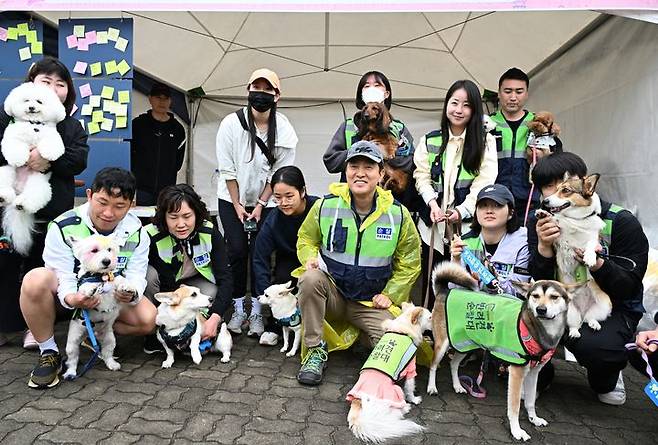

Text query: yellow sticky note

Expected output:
[31,41,43,55]
[7,28,18,40]
[26,30,37,44]
[101,86,115,100]
[74,25,85,38]
[89,95,101,107]
[18,47,31,61]
[96,31,108,44]
[114,37,129,52]
[92,110,104,123]
[118,90,130,104]
[107,27,120,42]
[89,62,102,76]
[115,104,128,117]
[17,23,29,36]
[116,59,131,76]
[87,122,100,135]
[81,104,93,116]
[116,116,127,129]
[104,60,118,75]
[101,118,113,132]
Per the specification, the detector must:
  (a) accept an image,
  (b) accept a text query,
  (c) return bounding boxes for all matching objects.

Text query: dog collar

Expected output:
[519,319,555,367]
[78,272,115,286]
[276,307,301,328]
[158,319,197,351]
[27,120,46,126]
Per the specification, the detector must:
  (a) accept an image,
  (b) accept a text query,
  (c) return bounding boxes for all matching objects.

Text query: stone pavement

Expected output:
[0,326,656,445]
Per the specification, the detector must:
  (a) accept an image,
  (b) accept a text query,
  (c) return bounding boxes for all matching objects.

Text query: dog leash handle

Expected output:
[461,249,503,294]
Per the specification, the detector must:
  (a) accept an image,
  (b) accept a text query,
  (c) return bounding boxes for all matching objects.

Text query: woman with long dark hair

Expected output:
[215,69,298,338]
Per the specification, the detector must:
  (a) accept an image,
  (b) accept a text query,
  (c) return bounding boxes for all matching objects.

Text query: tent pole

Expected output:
[186,95,195,186]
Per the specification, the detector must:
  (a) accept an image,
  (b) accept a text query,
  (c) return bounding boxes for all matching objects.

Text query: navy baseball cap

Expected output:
[476,184,515,208]
[345,140,384,166]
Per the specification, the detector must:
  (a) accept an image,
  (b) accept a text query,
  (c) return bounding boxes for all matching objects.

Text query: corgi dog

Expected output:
[154,285,232,367]
[346,302,432,443]
[258,281,301,357]
[428,262,576,441]
[536,173,612,338]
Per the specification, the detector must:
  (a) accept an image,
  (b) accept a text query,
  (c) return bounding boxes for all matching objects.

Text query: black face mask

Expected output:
[248,91,276,113]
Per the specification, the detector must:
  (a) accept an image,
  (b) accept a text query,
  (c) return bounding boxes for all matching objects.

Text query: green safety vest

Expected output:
[344,117,405,148]
[446,288,530,365]
[425,131,475,206]
[488,111,535,159]
[145,220,216,284]
[361,332,417,381]
[51,207,141,275]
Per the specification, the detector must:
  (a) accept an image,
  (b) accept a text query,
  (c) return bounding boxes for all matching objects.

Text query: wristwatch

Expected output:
[257,198,268,207]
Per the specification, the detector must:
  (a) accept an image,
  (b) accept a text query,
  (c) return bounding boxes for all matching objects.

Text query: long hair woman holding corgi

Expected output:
[413,79,498,309]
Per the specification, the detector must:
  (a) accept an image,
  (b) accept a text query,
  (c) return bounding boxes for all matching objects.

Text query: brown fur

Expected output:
[357,102,397,160]
[526,111,561,164]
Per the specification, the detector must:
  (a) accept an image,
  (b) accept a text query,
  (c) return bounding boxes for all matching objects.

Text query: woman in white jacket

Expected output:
[216,68,298,337]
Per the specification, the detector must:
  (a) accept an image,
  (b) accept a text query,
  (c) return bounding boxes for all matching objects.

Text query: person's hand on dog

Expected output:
[574,244,604,271]
[114,289,137,304]
[202,313,221,340]
[450,235,466,262]
[372,293,392,309]
[64,292,100,309]
[27,147,50,173]
[536,214,559,258]
[233,203,250,223]
[636,329,658,353]
[428,199,445,223]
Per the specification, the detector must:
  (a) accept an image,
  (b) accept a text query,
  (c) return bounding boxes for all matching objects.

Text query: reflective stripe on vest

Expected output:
[446,289,530,365]
[489,111,535,158]
[361,332,417,381]
[425,132,475,206]
[145,221,216,284]
[344,118,404,147]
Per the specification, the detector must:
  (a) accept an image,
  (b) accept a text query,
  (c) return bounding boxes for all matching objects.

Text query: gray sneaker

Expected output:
[247,313,265,338]
[227,311,248,334]
[297,342,328,386]
[598,372,626,405]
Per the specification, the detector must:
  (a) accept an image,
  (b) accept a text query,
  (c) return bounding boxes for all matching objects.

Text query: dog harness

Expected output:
[276,307,301,328]
[72,272,117,321]
[361,332,417,381]
[158,308,211,352]
[446,289,554,367]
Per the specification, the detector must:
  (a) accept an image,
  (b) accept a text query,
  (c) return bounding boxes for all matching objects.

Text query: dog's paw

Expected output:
[105,359,121,371]
[568,328,582,338]
[192,352,202,365]
[587,319,602,331]
[280,346,288,353]
[220,355,230,363]
[426,384,438,395]
[408,395,422,405]
[534,209,551,219]
[583,250,597,268]
[161,359,174,368]
[453,383,467,394]
[511,427,531,442]
[0,188,16,206]
[62,368,77,380]
[529,416,548,427]
[115,282,138,298]
[13,194,39,213]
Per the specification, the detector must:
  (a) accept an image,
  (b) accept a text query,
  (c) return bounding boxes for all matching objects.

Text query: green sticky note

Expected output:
[116,59,131,76]
[74,25,85,38]
[87,121,100,135]
[96,31,108,44]
[7,28,18,40]
[90,62,102,76]
[107,27,120,42]
[31,41,43,55]
[18,47,31,61]
[116,116,127,129]
[17,23,29,36]
[26,30,37,44]
[104,60,118,75]
[92,110,104,124]
[101,86,115,100]
[118,90,130,104]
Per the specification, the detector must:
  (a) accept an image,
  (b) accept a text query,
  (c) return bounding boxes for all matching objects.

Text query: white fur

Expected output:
[63,235,136,379]
[0,83,66,256]
[217,322,232,363]
[258,281,301,357]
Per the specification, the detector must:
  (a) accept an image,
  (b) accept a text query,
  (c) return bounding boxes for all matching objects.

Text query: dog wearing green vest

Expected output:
[429,261,576,441]
[346,302,431,443]
[62,235,138,379]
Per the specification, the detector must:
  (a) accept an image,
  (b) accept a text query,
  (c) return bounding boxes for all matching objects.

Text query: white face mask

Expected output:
[361,87,386,104]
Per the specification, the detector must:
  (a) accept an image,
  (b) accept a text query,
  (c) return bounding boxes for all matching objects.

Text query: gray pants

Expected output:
[145,266,218,303]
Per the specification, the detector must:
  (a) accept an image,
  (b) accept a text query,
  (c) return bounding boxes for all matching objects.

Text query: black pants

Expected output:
[420,241,446,310]
[563,310,638,393]
[218,199,270,299]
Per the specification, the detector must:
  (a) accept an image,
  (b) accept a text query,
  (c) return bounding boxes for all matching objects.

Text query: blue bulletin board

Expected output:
[76,140,130,190]
[71,78,132,139]
[0,19,45,79]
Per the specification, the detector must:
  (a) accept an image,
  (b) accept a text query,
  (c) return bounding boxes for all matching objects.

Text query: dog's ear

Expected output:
[400,301,413,312]
[154,291,177,305]
[283,280,293,292]
[563,171,572,182]
[66,235,80,247]
[561,282,588,299]
[582,174,600,197]
[510,279,533,297]
[410,307,424,325]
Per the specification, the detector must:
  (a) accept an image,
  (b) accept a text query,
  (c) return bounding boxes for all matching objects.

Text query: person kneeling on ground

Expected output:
[20,167,156,389]
[295,140,421,386]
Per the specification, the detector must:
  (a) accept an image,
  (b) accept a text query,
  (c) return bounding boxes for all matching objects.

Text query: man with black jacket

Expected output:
[130,83,186,206]
[528,152,649,405]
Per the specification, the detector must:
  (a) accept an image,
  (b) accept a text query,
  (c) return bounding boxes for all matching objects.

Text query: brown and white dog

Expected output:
[536,173,612,338]
[346,302,431,443]
[427,262,575,441]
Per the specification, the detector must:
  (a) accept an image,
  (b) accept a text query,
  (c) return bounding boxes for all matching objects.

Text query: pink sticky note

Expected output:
[0,27,7,42]
[79,83,92,98]
[77,38,89,51]
[66,34,78,49]
[85,30,97,45]
[70,104,79,116]
[73,61,87,75]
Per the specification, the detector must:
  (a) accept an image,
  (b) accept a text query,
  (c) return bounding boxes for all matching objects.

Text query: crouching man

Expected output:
[20,167,156,389]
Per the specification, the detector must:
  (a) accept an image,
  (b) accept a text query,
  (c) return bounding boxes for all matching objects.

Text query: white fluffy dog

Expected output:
[62,235,137,380]
[258,281,301,357]
[0,82,66,255]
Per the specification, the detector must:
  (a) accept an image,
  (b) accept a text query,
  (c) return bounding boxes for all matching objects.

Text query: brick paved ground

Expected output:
[0,324,656,445]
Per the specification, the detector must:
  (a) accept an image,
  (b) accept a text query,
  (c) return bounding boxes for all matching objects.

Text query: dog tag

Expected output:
[644,378,658,407]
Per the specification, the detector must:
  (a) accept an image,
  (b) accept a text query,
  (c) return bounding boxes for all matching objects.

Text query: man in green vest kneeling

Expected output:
[295,140,421,386]
[19,167,156,389]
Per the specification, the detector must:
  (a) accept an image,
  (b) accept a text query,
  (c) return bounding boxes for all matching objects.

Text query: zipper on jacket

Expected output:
[353,212,364,267]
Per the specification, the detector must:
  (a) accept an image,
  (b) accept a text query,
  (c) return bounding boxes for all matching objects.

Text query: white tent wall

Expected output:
[190,98,440,210]
[528,15,658,246]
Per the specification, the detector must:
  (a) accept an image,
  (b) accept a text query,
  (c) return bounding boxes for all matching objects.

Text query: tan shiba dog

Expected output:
[536,173,612,338]
[427,262,576,441]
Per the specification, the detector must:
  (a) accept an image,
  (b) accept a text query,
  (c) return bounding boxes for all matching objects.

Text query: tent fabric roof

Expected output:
[36,10,599,99]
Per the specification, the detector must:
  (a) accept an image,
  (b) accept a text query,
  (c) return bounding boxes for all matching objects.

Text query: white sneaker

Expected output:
[598,372,626,405]
[227,311,248,334]
[247,313,265,338]
[259,331,279,346]
[23,330,38,350]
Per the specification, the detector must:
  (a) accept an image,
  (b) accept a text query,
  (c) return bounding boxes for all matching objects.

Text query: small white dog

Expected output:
[62,235,138,380]
[154,285,232,368]
[0,82,66,256]
[258,281,301,357]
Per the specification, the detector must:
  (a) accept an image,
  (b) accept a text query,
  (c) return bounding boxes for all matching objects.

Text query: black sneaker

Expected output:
[143,334,165,354]
[28,350,62,389]
[297,342,328,386]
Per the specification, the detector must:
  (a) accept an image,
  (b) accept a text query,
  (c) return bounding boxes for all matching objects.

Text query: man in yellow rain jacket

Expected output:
[295,140,420,386]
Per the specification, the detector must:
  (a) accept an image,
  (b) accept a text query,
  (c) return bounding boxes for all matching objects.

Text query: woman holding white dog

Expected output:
[252,166,318,346]
[413,79,498,309]
[0,57,88,348]
[143,184,233,353]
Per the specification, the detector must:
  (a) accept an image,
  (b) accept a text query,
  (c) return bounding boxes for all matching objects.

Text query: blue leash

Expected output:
[76,309,101,378]
[461,248,503,294]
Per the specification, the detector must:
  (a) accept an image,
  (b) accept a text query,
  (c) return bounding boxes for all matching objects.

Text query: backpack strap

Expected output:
[234,109,274,165]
